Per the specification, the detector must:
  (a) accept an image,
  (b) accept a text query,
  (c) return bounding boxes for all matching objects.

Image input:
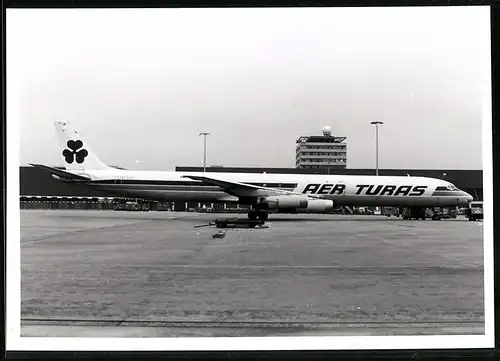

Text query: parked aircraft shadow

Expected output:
[201,217,392,223]
[210,217,470,223]
[265,217,392,222]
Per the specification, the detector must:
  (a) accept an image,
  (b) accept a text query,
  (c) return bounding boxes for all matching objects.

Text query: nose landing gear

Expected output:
[401,207,427,220]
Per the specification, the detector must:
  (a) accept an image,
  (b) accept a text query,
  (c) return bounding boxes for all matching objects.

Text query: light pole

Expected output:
[199,132,210,172]
[370,121,384,176]
[370,121,383,215]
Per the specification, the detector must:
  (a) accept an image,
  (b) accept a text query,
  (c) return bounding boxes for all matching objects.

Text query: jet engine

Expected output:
[258,195,334,213]
[302,199,335,213]
[259,195,309,209]
[51,174,74,183]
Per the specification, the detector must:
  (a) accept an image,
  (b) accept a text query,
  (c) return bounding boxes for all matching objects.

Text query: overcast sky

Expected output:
[8,7,490,170]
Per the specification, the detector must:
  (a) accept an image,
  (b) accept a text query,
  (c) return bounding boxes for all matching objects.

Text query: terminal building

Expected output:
[296,126,347,170]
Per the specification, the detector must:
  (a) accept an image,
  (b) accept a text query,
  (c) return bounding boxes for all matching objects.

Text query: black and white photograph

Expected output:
[6,5,494,351]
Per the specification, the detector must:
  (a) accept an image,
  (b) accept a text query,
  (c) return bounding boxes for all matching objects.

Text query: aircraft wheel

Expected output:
[258,211,268,221]
[248,210,257,220]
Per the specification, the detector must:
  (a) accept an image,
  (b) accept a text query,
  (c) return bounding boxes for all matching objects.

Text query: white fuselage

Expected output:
[60,168,474,208]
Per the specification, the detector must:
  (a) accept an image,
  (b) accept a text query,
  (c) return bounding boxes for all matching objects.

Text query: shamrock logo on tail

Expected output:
[62,140,88,164]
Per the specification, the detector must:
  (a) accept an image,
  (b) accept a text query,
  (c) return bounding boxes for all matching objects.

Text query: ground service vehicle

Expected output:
[468,201,483,221]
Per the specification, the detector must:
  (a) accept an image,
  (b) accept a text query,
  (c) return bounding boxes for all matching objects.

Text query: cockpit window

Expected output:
[436,184,459,191]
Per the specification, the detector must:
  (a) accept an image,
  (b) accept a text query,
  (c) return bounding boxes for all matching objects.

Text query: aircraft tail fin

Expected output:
[53,121,111,171]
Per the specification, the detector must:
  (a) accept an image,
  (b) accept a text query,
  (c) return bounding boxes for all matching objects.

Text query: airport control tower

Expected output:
[295,126,347,170]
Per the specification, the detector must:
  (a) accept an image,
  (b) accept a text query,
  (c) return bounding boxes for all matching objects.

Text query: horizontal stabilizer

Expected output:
[29,163,91,181]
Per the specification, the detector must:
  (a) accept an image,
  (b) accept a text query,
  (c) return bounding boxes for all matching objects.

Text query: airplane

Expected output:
[29,121,474,221]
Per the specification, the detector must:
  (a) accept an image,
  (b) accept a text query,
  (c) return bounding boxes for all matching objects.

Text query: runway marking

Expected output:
[350,230,483,266]
[20,263,482,271]
[21,318,483,327]
[21,221,148,243]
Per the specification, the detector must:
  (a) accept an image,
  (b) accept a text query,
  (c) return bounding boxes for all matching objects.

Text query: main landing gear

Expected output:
[248,209,269,221]
[401,207,441,220]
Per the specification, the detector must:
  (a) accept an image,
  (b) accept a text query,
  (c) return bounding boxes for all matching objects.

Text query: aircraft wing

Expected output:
[182,175,320,198]
[29,163,92,181]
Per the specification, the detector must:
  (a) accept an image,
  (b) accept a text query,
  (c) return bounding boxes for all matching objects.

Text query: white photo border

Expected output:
[5,5,495,352]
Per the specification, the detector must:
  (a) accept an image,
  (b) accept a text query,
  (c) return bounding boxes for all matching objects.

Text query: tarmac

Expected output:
[20,210,485,337]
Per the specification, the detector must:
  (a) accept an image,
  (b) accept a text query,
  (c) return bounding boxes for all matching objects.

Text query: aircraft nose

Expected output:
[463,191,473,203]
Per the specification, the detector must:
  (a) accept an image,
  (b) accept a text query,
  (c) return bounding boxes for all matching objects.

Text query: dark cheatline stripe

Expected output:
[89,179,298,188]
[91,180,204,186]
[92,185,222,192]
[91,185,299,193]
